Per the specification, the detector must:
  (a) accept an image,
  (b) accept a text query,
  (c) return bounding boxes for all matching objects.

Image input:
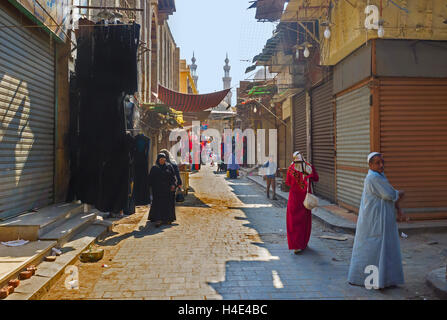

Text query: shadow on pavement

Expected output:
[177,191,211,208]
[207,178,407,300]
[97,220,178,247]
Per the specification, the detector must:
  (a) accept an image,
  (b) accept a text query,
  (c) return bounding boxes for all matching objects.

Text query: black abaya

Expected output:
[148,163,176,223]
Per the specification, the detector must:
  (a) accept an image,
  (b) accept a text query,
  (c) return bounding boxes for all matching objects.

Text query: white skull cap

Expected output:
[293,151,301,157]
[367,152,382,163]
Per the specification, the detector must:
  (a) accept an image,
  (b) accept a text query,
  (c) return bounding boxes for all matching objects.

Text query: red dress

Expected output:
[285,163,319,250]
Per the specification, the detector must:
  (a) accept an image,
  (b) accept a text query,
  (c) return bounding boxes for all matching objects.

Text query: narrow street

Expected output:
[2,0,447,304]
[43,166,443,300]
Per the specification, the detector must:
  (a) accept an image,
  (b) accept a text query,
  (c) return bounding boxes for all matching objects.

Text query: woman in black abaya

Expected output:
[148,153,177,227]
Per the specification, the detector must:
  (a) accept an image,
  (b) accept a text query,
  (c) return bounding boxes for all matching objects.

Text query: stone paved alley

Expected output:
[43,166,446,300]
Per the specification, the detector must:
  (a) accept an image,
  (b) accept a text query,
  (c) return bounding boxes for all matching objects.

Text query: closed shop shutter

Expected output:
[0,7,55,220]
[292,91,307,159]
[336,85,370,210]
[311,77,335,202]
[379,78,447,218]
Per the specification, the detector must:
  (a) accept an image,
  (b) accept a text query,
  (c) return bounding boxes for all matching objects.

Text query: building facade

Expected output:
[250,0,447,220]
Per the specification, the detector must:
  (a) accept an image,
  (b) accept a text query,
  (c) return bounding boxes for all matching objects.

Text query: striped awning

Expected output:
[157,85,230,112]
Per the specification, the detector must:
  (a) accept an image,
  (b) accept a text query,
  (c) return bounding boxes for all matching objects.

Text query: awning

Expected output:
[251,22,286,65]
[157,85,230,112]
[251,0,287,22]
[272,88,302,103]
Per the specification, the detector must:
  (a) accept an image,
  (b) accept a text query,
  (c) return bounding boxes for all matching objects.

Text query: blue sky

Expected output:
[169,0,277,105]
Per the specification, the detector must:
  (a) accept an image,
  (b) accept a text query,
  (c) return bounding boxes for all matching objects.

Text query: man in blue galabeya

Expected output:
[348,152,407,289]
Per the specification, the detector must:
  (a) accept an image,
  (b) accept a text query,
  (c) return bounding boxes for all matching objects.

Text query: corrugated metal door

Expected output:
[311,77,335,202]
[379,78,447,218]
[336,85,370,210]
[0,7,55,220]
[293,91,307,159]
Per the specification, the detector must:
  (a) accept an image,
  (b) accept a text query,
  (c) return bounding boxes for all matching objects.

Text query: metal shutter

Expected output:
[311,77,335,202]
[293,91,307,159]
[379,78,447,217]
[0,7,55,220]
[336,85,370,210]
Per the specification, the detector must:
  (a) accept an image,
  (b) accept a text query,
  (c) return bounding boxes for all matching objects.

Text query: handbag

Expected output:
[303,181,318,210]
[175,188,185,202]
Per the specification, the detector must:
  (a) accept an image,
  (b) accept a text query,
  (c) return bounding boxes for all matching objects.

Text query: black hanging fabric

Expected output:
[123,134,137,215]
[69,19,141,212]
[66,72,80,202]
[134,134,151,206]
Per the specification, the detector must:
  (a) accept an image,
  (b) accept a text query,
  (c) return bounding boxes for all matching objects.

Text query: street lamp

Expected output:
[378,19,385,38]
[303,46,310,58]
[378,25,385,38]
[324,26,331,39]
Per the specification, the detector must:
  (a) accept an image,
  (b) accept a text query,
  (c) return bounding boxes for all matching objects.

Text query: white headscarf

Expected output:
[160,149,177,165]
[292,151,312,174]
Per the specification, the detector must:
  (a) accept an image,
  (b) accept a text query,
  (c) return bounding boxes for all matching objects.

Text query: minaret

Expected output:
[191,52,198,90]
[223,53,232,105]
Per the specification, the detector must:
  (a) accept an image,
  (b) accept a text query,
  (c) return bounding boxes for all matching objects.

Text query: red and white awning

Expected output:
[156,85,230,112]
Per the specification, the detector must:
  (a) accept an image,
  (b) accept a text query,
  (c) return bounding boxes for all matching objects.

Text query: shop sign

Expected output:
[10,0,71,41]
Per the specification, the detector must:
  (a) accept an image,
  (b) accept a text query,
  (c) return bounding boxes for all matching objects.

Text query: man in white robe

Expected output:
[348,152,406,289]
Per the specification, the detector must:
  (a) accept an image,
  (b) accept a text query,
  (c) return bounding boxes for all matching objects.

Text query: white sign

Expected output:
[364,265,379,289]
[364,5,380,30]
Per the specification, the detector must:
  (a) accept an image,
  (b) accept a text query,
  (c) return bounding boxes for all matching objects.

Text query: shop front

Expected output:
[311,75,335,202]
[335,85,371,212]
[0,3,60,219]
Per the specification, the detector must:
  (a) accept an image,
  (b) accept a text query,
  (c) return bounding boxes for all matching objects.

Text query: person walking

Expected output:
[348,152,406,289]
[227,153,239,179]
[148,153,177,227]
[285,151,319,254]
[262,155,278,200]
[160,148,183,212]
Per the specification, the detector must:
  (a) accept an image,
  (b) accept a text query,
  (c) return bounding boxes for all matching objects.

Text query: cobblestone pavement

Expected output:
[43,166,445,300]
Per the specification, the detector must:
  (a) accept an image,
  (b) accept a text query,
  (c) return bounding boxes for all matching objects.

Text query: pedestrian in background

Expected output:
[285,151,319,254]
[148,153,177,227]
[348,152,406,289]
[227,153,240,179]
[160,148,183,211]
[262,155,278,200]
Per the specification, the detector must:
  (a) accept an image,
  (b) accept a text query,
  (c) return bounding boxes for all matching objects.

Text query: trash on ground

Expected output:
[102,264,109,268]
[319,235,348,241]
[80,247,104,263]
[426,241,438,245]
[401,232,408,239]
[52,248,62,256]
[45,256,57,262]
[68,279,79,289]
[1,239,29,247]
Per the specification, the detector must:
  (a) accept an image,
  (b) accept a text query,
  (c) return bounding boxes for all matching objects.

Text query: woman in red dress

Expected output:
[285,151,319,254]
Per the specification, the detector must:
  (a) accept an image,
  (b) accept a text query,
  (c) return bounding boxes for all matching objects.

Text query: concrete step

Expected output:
[0,240,56,288]
[0,203,85,242]
[39,211,98,246]
[5,224,109,300]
